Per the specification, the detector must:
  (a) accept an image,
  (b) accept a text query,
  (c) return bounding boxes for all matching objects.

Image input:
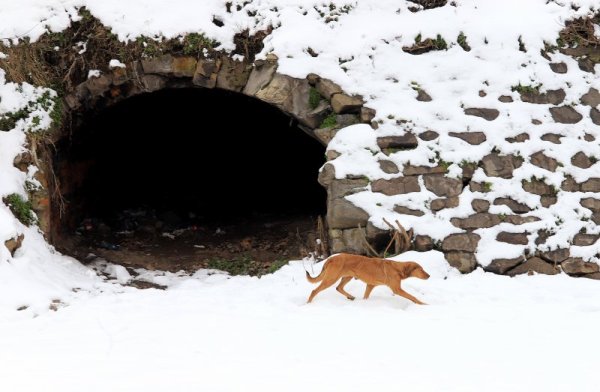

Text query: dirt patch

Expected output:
[56,210,325,275]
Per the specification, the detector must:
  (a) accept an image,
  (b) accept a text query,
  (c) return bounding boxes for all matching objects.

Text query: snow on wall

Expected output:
[1,0,600,282]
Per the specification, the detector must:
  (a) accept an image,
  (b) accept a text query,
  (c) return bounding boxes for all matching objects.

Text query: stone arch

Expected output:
[23,52,377,262]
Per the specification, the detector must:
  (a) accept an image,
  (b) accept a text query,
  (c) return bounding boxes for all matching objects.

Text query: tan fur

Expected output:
[306,253,430,304]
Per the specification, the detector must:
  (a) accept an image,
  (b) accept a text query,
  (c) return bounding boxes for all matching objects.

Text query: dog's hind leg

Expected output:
[307,278,339,303]
[336,277,355,300]
[363,284,375,300]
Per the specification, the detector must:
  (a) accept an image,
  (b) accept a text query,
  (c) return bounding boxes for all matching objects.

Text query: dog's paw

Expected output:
[347,296,355,301]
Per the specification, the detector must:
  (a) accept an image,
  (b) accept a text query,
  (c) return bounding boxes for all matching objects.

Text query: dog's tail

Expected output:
[305,255,334,283]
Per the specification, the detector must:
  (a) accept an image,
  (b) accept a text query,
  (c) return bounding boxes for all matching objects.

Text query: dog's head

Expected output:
[406,262,430,280]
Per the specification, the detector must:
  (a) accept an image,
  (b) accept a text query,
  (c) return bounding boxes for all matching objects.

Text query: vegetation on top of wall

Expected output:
[3,193,36,226]
[0,7,271,93]
[0,90,61,133]
[308,87,322,109]
[319,113,337,128]
[557,12,600,48]
[511,83,542,95]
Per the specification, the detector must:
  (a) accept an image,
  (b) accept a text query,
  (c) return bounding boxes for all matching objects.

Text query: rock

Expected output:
[416,89,432,102]
[469,182,492,193]
[520,89,565,105]
[424,175,462,197]
[318,163,336,186]
[578,58,596,73]
[571,152,593,169]
[371,177,420,195]
[328,178,369,200]
[464,107,500,121]
[493,198,531,213]
[581,88,600,107]
[522,179,555,196]
[378,160,399,174]
[192,59,218,88]
[541,133,562,144]
[327,198,369,229]
[243,60,277,96]
[591,107,600,126]
[326,150,340,160]
[562,258,599,275]
[485,256,524,274]
[445,252,478,273]
[561,176,581,192]
[431,197,459,211]
[330,228,367,254]
[172,57,197,77]
[573,233,599,246]
[581,198,600,211]
[331,93,363,114]
[316,78,342,99]
[530,151,558,172]
[4,234,24,256]
[584,133,595,142]
[498,95,514,103]
[336,114,359,127]
[418,130,439,141]
[461,162,477,181]
[496,232,529,245]
[377,134,418,150]
[112,66,128,85]
[451,213,501,229]
[306,73,319,85]
[507,257,559,276]
[141,75,166,92]
[141,54,174,74]
[549,106,582,124]
[298,101,331,129]
[482,153,522,178]
[531,119,542,125]
[503,215,540,225]
[314,127,339,145]
[471,199,490,213]
[585,272,600,280]
[448,131,486,145]
[403,164,447,176]
[505,133,530,143]
[85,75,112,96]
[360,107,376,123]
[414,235,434,252]
[582,178,600,192]
[550,62,568,73]
[539,249,569,264]
[442,233,480,252]
[255,74,311,119]
[393,205,425,216]
[541,196,557,207]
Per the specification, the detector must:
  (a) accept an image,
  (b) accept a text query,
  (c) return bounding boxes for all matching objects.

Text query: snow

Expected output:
[1,251,600,392]
[108,58,125,68]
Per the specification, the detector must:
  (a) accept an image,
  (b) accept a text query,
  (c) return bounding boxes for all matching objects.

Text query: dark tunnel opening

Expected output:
[52,88,327,273]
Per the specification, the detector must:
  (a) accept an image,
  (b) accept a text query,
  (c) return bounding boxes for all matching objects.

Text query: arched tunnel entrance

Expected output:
[52,88,326,273]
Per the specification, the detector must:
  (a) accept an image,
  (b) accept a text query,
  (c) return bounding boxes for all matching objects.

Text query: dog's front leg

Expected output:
[391,286,427,305]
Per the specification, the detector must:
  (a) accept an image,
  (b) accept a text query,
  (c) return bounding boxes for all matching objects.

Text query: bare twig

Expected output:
[358,224,379,257]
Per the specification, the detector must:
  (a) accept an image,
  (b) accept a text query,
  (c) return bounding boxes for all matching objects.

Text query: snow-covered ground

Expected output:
[1,251,599,392]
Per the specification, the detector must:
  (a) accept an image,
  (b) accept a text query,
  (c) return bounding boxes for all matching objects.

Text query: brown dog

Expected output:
[306,253,430,304]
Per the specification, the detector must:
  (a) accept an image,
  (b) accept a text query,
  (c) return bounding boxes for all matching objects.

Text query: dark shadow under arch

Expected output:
[53,87,326,272]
